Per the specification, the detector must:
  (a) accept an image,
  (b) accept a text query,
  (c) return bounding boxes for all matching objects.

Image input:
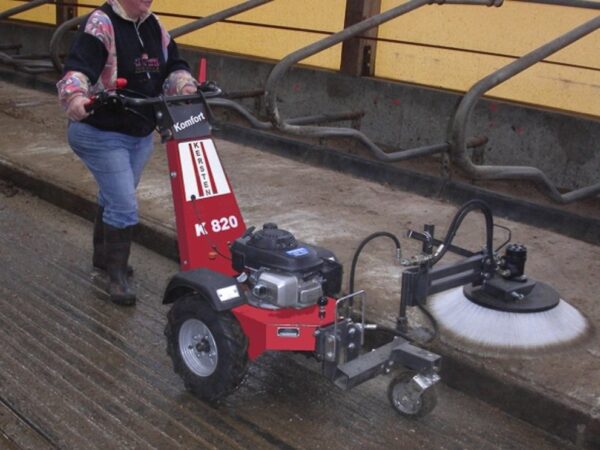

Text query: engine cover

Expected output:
[232,223,323,273]
[231,223,343,309]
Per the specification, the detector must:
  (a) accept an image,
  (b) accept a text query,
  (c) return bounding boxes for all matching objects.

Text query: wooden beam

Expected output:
[340,0,381,76]
[56,0,78,24]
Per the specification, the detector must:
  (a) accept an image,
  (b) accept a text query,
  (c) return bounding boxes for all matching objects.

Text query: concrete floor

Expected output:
[0,178,579,449]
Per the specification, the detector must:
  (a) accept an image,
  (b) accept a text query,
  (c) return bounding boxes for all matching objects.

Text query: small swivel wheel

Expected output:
[165,294,248,402]
[387,370,439,418]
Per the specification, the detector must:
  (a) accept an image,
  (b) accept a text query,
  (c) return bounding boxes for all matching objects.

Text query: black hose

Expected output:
[415,199,494,344]
[431,199,494,265]
[348,231,401,294]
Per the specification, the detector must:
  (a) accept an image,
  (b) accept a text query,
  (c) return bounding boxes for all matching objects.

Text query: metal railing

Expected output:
[49,12,85,73]
[0,0,56,73]
[263,0,503,163]
[449,1,600,204]
[263,0,600,203]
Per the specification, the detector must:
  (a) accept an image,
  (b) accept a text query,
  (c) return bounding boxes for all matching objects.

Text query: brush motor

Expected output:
[230,223,343,309]
[500,243,527,280]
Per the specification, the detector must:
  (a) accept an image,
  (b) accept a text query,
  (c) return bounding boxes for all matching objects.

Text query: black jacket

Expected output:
[63,3,191,136]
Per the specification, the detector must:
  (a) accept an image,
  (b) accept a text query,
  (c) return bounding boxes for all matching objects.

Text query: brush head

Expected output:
[428,286,591,357]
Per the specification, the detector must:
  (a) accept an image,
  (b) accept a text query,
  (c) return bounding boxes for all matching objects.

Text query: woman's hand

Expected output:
[181,84,198,95]
[66,95,91,121]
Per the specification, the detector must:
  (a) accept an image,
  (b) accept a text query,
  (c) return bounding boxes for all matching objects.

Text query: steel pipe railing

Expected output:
[207,97,365,130]
[170,0,273,40]
[264,0,503,163]
[449,14,600,204]
[0,0,56,72]
[0,52,54,73]
[49,13,86,73]
[0,0,51,21]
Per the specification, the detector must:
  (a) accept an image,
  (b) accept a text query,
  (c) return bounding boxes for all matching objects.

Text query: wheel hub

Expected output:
[179,318,218,377]
[194,337,211,353]
[391,383,422,415]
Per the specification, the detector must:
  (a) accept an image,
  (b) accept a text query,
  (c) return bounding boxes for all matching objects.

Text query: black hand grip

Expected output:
[199,81,222,98]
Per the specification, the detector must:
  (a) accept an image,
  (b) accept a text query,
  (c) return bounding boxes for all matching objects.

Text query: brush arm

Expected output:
[400,254,486,310]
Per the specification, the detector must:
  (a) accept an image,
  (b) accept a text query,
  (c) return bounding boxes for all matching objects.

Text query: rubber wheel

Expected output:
[165,294,248,402]
[387,371,438,419]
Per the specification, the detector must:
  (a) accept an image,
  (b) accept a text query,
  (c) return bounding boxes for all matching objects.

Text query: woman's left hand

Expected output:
[181,84,197,95]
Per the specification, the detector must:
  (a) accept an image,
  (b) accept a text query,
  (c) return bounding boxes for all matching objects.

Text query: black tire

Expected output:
[165,294,248,402]
[387,371,438,419]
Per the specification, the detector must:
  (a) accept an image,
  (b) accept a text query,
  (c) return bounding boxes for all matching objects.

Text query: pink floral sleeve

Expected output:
[56,10,116,109]
[155,16,197,96]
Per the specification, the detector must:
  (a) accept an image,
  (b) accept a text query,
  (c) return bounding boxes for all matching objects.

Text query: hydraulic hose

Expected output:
[430,199,494,266]
[348,231,401,294]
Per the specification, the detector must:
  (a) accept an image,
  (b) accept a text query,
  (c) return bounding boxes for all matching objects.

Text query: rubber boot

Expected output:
[93,207,133,275]
[105,224,136,306]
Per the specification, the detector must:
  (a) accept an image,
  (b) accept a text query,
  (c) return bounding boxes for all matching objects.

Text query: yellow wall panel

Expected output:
[161,20,342,69]
[375,43,600,117]
[376,0,600,116]
[0,0,55,25]
[379,1,600,69]
[155,0,345,69]
[158,0,345,31]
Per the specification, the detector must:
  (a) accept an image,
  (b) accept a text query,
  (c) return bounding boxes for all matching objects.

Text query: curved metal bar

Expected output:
[49,13,87,73]
[170,0,273,40]
[0,51,54,73]
[208,98,273,130]
[0,0,51,21]
[207,97,366,130]
[449,15,600,204]
[264,0,503,163]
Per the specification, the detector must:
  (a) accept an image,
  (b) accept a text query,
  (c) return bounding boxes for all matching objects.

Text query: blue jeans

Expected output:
[68,121,154,228]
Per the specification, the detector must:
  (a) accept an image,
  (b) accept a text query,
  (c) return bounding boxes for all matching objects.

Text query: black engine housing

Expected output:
[231,223,343,296]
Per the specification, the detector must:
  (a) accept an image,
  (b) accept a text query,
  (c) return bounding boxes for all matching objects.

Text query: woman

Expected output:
[57,0,197,306]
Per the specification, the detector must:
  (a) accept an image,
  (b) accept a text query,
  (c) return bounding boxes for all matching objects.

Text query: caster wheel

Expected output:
[387,371,438,418]
[165,294,248,402]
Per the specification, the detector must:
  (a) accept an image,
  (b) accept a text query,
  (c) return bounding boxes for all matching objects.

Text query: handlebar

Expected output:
[84,81,223,113]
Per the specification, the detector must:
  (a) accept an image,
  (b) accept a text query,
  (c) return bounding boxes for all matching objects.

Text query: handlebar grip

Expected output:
[198,81,223,98]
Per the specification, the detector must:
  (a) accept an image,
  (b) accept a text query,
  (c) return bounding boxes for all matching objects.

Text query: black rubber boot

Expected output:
[93,207,133,275]
[105,224,136,306]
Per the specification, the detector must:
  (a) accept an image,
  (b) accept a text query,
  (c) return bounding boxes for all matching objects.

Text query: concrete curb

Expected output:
[1,154,598,448]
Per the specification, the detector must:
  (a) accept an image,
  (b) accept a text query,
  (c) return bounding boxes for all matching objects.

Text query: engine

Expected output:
[230,223,343,309]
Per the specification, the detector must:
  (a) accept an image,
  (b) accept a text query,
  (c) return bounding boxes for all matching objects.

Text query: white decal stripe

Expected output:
[178,143,200,201]
[202,139,231,195]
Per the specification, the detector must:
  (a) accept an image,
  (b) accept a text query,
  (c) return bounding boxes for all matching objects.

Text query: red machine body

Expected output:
[92,81,442,418]
[166,134,336,360]
[166,137,245,276]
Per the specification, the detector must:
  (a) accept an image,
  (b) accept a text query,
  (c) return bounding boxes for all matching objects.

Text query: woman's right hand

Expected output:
[66,95,91,121]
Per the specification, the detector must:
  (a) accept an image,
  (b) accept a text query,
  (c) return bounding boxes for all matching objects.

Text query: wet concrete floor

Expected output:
[0,182,575,449]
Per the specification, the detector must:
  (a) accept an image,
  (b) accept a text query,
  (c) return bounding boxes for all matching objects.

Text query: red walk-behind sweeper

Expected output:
[87,80,589,419]
[87,81,442,418]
